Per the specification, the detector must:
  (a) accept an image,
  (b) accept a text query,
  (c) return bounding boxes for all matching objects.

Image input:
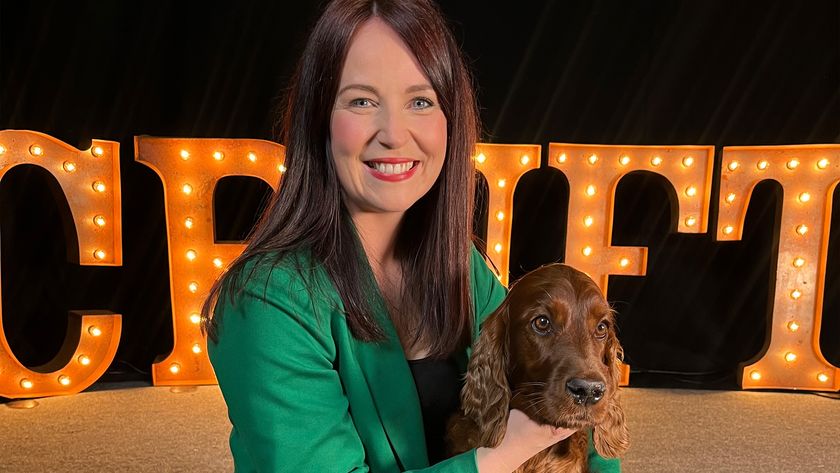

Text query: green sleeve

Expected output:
[209,266,371,472]
[587,430,621,472]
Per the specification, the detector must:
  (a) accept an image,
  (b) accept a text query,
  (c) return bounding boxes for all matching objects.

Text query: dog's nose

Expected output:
[566,378,606,405]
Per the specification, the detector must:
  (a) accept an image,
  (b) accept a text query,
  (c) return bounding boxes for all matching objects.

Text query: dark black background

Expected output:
[1,0,838,390]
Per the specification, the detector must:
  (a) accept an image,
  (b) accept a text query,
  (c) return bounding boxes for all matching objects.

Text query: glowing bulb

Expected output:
[588,154,598,165]
[723,225,734,235]
[727,161,739,171]
[520,155,530,165]
[726,193,737,204]
[93,249,106,260]
[182,184,193,195]
[278,164,287,173]
[557,153,567,164]
[63,161,77,172]
[88,326,102,337]
[186,249,197,261]
[192,344,202,354]
[169,363,181,374]
[786,159,799,170]
[784,352,797,363]
[213,151,224,161]
[58,375,71,386]
[818,373,829,383]
[29,145,43,156]
[685,216,697,227]
[796,224,808,236]
[685,186,697,197]
[496,211,505,221]
[0,145,6,155]
[190,313,201,324]
[497,179,506,188]
[78,355,91,366]
[816,158,829,169]
[213,257,224,268]
[619,155,631,166]
[188,281,199,293]
[788,321,799,332]
[93,215,106,227]
[790,289,802,300]
[475,153,486,164]
[757,160,769,170]
[798,192,811,203]
[650,156,662,166]
[248,152,257,162]
[682,156,694,167]
[20,379,33,389]
[92,146,104,157]
[583,216,594,227]
[750,370,761,381]
[619,258,630,268]
[494,243,502,253]
[180,150,190,160]
[92,181,106,193]
[585,185,596,196]
[582,246,592,257]
[793,257,805,268]
[184,217,194,229]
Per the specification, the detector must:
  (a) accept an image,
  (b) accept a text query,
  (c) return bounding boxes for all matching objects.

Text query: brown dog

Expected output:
[448,264,628,472]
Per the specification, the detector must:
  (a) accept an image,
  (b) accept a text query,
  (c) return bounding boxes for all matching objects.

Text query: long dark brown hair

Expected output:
[202,0,480,358]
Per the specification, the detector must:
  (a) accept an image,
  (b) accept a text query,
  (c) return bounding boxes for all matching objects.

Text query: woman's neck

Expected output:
[351,210,404,269]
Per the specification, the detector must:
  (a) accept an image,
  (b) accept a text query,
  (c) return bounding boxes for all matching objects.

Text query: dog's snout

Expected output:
[565,378,606,405]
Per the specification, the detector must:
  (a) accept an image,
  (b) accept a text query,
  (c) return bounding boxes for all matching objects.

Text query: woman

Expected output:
[203,1,620,472]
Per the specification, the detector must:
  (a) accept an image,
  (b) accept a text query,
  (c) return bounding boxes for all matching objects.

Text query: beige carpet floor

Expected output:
[1,385,838,472]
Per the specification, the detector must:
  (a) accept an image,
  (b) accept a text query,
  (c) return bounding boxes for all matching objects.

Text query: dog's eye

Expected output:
[531,315,553,334]
[595,321,609,339]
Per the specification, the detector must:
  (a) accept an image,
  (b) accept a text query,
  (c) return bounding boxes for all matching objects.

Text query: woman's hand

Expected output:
[475,409,576,473]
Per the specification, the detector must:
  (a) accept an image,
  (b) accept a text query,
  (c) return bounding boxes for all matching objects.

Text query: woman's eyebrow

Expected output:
[336,83,434,95]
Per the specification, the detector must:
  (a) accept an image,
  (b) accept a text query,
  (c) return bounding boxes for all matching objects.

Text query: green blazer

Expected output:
[208,247,620,472]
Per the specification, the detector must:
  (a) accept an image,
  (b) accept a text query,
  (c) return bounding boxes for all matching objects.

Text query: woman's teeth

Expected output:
[368,161,415,175]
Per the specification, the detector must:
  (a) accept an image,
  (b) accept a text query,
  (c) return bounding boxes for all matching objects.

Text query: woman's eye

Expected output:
[349,98,374,107]
[531,315,552,334]
[410,97,433,109]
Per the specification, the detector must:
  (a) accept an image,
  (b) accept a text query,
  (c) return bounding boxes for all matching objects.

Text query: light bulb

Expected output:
[184,217,194,229]
[94,249,106,260]
[816,158,829,169]
[790,289,802,300]
[585,185,596,196]
[186,249,197,261]
[784,352,797,362]
[619,155,631,166]
[497,179,506,188]
[727,161,739,171]
[0,145,6,155]
[818,373,829,383]
[20,379,33,389]
[726,193,736,204]
[796,224,808,236]
[685,216,697,227]
[92,181,106,193]
[213,257,224,268]
[182,184,193,195]
[685,186,697,197]
[619,258,630,267]
[248,152,257,162]
[88,326,102,337]
[213,151,224,161]
[682,156,694,167]
[723,225,734,235]
[29,145,43,156]
[582,246,592,257]
[190,313,201,324]
[650,156,662,166]
[786,159,799,170]
[58,375,71,386]
[188,281,199,293]
[583,216,594,227]
[798,192,811,203]
[192,344,202,354]
[78,355,91,366]
[180,150,190,160]
[63,161,77,172]
[520,155,530,165]
[793,257,805,268]
[496,211,505,221]
[750,370,761,381]
[475,153,486,164]
[494,243,502,253]
[93,215,106,227]
[278,164,287,173]
[757,160,769,170]
[169,363,181,374]
[92,146,104,157]
[588,154,598,165]
[557,153,567,164]
[788,321,799,332]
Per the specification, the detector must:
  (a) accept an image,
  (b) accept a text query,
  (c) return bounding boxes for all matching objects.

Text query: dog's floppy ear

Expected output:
[594,328,629,457]
[460,302,511,447]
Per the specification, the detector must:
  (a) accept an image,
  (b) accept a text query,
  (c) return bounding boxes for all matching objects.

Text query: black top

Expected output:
[407,357,464,464]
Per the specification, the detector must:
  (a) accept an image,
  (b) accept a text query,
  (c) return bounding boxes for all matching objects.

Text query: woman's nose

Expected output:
[375,108,410,149]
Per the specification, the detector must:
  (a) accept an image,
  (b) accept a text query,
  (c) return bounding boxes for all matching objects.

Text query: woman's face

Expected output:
[330,18,447,217]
